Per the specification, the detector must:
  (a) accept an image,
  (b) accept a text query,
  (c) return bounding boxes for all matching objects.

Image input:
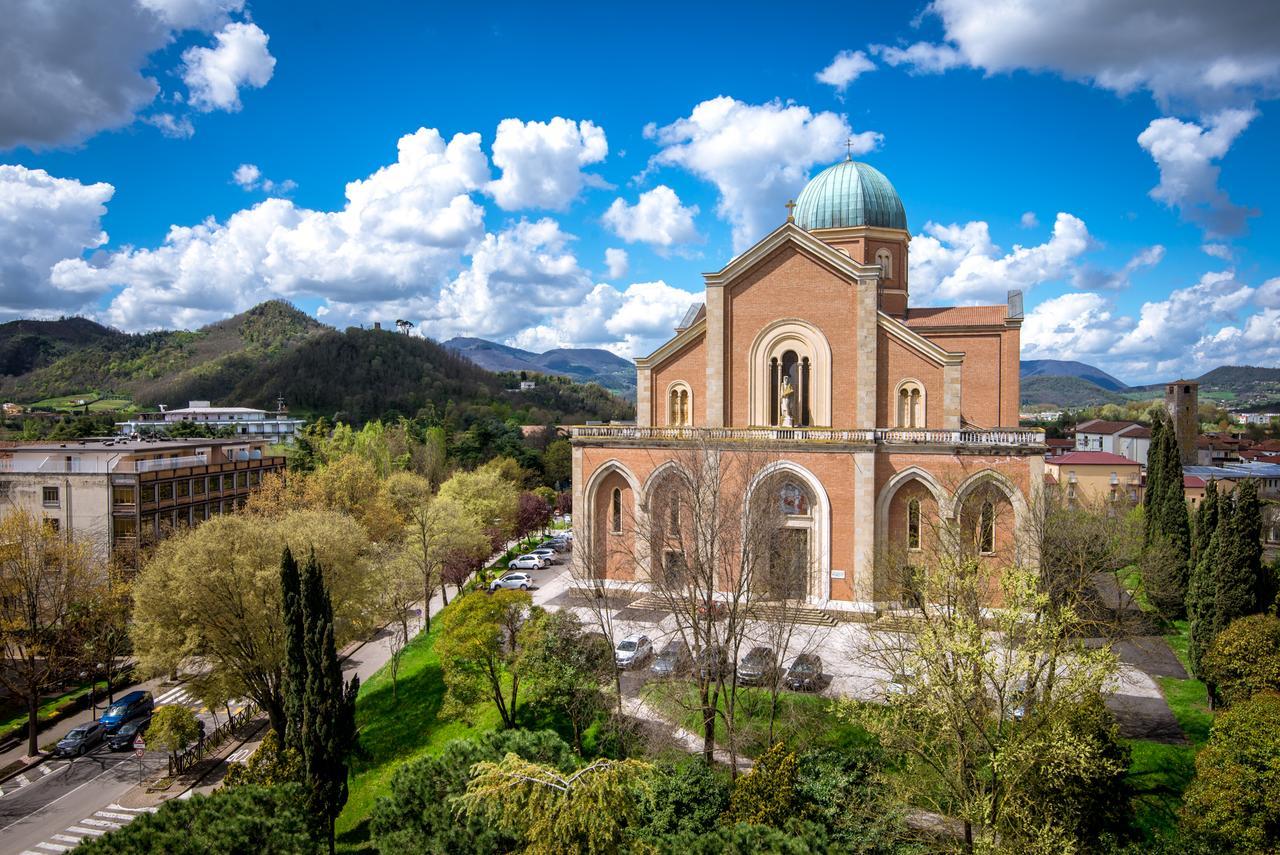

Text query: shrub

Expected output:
[370,729,573,854]
[724,743,800,827]
[1200,614,1280,706]
[635,758,731,840]
[1181,691,1280,852]
[648,819,832,854]
[795,746,911,853]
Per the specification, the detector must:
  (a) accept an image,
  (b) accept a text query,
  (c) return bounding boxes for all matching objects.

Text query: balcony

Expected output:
[568,426,1045,448]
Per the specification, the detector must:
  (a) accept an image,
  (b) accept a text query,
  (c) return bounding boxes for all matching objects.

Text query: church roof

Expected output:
[903,306,1007,328]
[793,160,907,231]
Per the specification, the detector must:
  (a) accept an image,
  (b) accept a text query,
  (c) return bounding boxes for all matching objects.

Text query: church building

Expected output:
[570,158,1045,611]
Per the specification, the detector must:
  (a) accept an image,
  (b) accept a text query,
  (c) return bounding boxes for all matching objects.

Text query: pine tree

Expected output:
[299,553,359,855]
[280,547,307,751]
[1143,414,1166,547]
[1182,486,1223,680]
[1217,480,1263,632]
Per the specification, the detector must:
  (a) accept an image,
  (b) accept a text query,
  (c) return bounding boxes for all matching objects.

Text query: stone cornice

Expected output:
[806,225,912,244]
[703,222,878,289]
[635,318,706,369]
[877,312,964,367]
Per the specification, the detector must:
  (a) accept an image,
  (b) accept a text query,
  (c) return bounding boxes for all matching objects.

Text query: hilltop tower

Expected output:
[1164,380,1199,465]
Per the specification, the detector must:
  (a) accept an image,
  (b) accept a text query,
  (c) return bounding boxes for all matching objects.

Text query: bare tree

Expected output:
[0,510,98,756]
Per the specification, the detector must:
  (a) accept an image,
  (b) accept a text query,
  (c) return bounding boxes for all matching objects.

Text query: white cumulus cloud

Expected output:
[604,248,629,279]
[0,165,116,312]
[871,42,964,74]
[602,185,701,248]
[647,97,874,250]
[510,280,696,358]
[1137,109,1258,237]
[1019,211,1039,228]
[486,117,608,211]
[815,50,876,92]
[232,162,295,194]
[1070,244,1165,292]
[181,21,276,112]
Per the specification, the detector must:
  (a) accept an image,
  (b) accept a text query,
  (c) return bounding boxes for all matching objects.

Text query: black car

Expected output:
[108,716,152,751]
[650,639,692,678]
[736,646,778,686]
[695,644,729,681]
[54,721,106,757]
[784,654,824,692]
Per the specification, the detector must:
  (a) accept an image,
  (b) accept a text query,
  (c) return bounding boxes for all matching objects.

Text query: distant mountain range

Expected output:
[1019,360,1280,411]
[0,302,632,425]
[1019,359,1129,392]
[443,336,636,398]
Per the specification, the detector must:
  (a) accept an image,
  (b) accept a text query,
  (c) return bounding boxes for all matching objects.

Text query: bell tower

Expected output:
[1164,380,1199,466]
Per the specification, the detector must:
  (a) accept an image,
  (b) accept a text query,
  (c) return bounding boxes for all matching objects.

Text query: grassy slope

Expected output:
[336,610,500,854]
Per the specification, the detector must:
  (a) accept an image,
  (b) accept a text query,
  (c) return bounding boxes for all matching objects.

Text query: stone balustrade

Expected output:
[569,425,1045,447]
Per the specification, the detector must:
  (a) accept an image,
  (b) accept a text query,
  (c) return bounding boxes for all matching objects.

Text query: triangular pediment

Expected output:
[703,222,878,288]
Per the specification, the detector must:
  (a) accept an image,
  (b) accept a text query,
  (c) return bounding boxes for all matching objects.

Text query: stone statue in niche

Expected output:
[779,375,795,427]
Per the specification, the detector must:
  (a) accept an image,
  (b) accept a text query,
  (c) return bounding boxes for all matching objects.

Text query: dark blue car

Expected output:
[99,690,154,734]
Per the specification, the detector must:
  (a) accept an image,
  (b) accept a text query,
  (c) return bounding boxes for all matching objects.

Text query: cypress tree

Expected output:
[281,547,307,750]
[1218,479,1263,629]
[1189,491,1232,679]
[1158,425,1190,561]
[1143,414,1166,547]
[299,552,359,855]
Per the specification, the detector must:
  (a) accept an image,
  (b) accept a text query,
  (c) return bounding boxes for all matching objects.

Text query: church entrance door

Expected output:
[766,528,809,601]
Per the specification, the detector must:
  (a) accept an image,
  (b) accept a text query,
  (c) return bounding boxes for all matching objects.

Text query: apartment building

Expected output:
[116,400,305,445]
[0,437,285,567]
[1073,420,1152,466]
[1044,451,1143,505]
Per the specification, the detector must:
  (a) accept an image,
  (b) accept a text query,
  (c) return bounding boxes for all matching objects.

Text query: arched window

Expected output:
[611,488,622,534]
[895,380,925,428]
[749,320,831,428]
[667,382,692,426]
[907,498,921,550]
[977,500,995,554]
[875,248,893,280]
[668,499,680,530]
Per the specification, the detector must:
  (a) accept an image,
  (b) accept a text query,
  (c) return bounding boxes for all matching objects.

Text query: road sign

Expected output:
[134,748,145,759]
[133,734,145,751]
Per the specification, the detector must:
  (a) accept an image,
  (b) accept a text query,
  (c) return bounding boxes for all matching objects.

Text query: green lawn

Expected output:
[336,614,500,854]
[0,679,111,745]
[28,393,133,412]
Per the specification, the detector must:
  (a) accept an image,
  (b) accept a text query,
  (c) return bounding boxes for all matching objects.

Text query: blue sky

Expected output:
[2,0,1279,384]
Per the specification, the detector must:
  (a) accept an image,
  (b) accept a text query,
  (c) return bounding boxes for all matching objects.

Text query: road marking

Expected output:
[227,748,250,763]
[16,774,30,786]
[67,826,105,835]
[39,766,53,776]
[95,811,135,821]
[34,843,69,852]
[51,834,82,844]
[153,686,187,704]
[106,804,156,812]
[79,818,121,829]
[0,755,134,834]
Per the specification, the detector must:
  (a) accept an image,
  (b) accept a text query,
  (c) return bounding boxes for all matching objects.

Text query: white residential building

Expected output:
[116,400,305,444]
[1073,419,1152,466]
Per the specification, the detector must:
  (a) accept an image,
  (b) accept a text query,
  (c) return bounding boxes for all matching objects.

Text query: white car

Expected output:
[614,634,653,669]
[508,554,549,570]
[489,572,534,592]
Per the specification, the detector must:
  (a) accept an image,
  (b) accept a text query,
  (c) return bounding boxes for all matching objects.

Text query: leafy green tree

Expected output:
[459,754,653,855]
[281,547,307,750]
[223,730,303,788]
[635,759,731,840]
[1216,481,1263,632]
[516,609,612,751]
[1157,423,1190,560]
[437,465,520,546]
[1140,537,1190,621]
[435,590,531,727]
[1181,691,1280,852]
[148,705,200,763]
[543,439,572,487]
[1143,412,1166,547]
[725,743,801,827]
[1229,480,1265,611]
[370,729,575,855]
[795,747,912,853]
[1200,614,1280,707]
[75,783,319,854]
[297,553,360,855]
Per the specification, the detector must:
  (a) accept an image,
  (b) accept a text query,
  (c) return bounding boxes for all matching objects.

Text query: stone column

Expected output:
[851,450,877,603]
[943,364,962,429]
[705,285,726,427]
[855,280,878,428]
[635,366,653,427]
[571,445,585,578]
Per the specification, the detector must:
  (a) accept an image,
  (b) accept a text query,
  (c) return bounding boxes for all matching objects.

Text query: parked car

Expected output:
[508,554,548,570]
[55,721,106,756]
[650,639,692,678]
[697,599,727,620]
[884,670,913,699]
[99,690,154,733]
[107,716,151,751]
[736,646,778,686]
[540,538,570,552]
[696,644,730,681]
[529,548,562,564]
[614,634,653,669]
[784,654,824,692]
[489,572,534,592]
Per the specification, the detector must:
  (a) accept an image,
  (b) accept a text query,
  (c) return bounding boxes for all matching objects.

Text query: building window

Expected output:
[611,488,622,534]
[44,516,60,533]
[895,380,925,429]
[875,247,893,280]
[42,486,59,507]
[977,501,995,555]
[112,485,135,506]
[668,500,680,530]
[907,498,921,550]
[158,482,173,501]
[667,383,692,426]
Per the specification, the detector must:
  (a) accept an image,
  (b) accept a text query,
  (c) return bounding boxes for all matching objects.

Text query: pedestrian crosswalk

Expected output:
[19,804,158,853]
[152,685,248,720]
[0,763,67,798]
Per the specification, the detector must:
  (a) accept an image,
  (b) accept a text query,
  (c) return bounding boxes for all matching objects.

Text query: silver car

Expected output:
[529,548,562,564]
[614,634,653,669]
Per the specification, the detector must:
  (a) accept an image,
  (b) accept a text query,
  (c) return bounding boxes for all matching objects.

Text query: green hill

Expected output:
[1021,375,1128,409]
[0,301,631,426]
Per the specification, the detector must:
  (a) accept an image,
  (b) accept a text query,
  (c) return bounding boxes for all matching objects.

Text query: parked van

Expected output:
[99,690,154,733]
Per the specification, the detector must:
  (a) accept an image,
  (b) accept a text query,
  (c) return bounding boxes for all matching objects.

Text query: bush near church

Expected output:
[1200,614,1280,707]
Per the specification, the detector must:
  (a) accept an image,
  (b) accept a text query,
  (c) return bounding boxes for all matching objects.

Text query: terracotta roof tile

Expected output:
[1050,451,1140,466]
[904,306,1008,328]
[1076,420,1143,436]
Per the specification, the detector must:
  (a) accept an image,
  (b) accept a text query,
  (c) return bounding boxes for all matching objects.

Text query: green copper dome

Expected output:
[793,160,907,231]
